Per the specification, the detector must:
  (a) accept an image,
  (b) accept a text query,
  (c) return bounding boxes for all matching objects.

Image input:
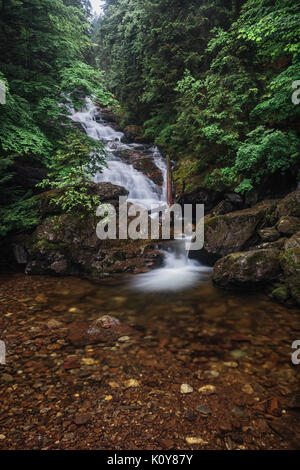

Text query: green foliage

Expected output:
[99,0,300,195]
[0,0,112,238]
[38,131,106,215]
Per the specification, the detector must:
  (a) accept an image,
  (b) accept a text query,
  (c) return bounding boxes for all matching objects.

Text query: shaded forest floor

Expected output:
[0,273,300,450]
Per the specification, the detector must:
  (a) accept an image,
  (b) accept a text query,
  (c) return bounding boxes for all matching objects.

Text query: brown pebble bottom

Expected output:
[0,273,300,450]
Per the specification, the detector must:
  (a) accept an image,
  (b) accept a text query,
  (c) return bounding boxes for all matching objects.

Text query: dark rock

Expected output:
[213,249,281,288]
[277,216,300,236]
[271,285,290,303]
[280,247,300,305]
[178,188,222,214]
[211,200,235,217]
[284,231,300,251]
[74,413,92,425]
[258,227,280,242]
[202,200,278,259]
[184,410,197,422]
[276,190,300,218]
[196,405,212,416]
[68,315,141,347]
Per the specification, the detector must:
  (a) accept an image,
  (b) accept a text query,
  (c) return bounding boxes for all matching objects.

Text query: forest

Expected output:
[1,0,300,452]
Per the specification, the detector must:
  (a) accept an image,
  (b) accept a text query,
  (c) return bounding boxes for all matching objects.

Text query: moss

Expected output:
[272,285,290,303]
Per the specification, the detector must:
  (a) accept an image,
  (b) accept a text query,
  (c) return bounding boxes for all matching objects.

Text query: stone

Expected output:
[284,231,300,251]
[271,285,290,303]
[276,190,300,218]
[231,406,249,418]
[230,350,246,360]
[223,361,239,368]
[258,227,280,242]
[242,384,254,395]
[124,379,140,388]
[198,385,216,395]
[280,248,300,305]
[213,249,281,288]
[201,200,278,259]
[68,315,140,347]
[277,216,300,236]
[0,435,6,440]
[203,370,220,378]
[184,410,197,422]
[47,319,63,329]
[196,405,212,416]
[74,413,91,425]
[181,383,194,394]
[185,437,208,445]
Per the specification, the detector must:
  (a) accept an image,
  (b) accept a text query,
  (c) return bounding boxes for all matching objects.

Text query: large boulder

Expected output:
[213,249,281,288]
[276,190,300,218]
[22,191,163,277]
[202,200,278,259]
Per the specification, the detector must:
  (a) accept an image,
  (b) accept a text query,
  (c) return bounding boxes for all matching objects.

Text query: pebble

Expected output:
[186,437,208,445]
[109,381,120,388]
[124,379,140,388]
[184,410,197,422]
[204,370,220,378]
[181,384,194,394]
[223,361,238,368]
[198,385,216,395]
[242,384,254,395]
[81,358,96,366]
[231,405,248,418]
[230,350,246,360]
[74,413,91,425]
[118,336,130,343]
[196,405,212,416]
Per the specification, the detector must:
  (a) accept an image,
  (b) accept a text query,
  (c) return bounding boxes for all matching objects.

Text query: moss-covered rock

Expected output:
[276,190,300,218]
[24,210,163,277]
[213,249,281,288]
[277,216,300,236]
[280,247,300,305]
[271,285,290,303]
[202,200,279,259]
[258,227,280,242]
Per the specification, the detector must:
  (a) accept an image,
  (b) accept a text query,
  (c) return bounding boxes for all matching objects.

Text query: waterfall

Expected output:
[69,97,212,292]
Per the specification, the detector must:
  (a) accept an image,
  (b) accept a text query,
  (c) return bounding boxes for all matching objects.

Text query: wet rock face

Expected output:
[258,227,280,243]
[213,249,281,288]
[277,216,300,236]
[23,183,163,277]
[202,200,278,259]
[276,190,300,218]
[68,315,141,347]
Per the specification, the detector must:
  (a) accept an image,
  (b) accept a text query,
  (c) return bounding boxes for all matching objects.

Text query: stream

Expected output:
[0,99,299,450]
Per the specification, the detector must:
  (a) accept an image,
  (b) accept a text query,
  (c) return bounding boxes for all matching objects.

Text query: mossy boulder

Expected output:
[271,285,290,304]
[24,211,163,277]
[284,231,300,251]
[276,190,300,218]
[202,200,278,259]
[277,216,300,236]
[280,247,300,305]
[213,249,281,288]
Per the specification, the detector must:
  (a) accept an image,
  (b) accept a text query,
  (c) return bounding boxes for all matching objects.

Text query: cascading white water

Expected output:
[69,97,212,292]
